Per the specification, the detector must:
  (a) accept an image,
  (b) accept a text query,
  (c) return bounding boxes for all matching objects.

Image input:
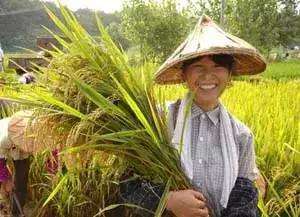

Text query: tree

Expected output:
[0,0,40,13]
[187,0,221,24]
[0,0,58,52]
[121,0,191,61]
[230,0,280,53]
[107,22,131,50]
[277,0,300,47]
[0,1,121,52]
[189,0,280,54]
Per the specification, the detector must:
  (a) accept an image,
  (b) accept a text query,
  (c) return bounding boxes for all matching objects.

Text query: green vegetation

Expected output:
[0,1,299,217]
[263,59,300,80]
[1,0,300,59]
[0,1,122,52]
[121,0,191,60]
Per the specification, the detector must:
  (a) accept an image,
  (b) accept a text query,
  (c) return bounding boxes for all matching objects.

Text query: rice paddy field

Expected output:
[263,60,300,80]
[0,6,299,217]
[1,62,299,217]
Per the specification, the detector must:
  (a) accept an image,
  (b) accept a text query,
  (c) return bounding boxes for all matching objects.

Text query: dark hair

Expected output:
[19,73,36,84]
[182,54,235,72]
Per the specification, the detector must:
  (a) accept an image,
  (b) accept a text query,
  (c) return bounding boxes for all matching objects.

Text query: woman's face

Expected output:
[183,56,230,108]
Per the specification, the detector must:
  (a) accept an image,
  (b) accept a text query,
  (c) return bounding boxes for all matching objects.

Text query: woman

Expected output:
[121,15,266,217]
[0,112,30,217]
[0,109,59,217]
[163,54,260,217]
[0,73,55,217]
[0,76,34,217]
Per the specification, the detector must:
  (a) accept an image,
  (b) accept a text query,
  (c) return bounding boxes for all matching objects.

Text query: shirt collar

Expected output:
[191,102,220,126]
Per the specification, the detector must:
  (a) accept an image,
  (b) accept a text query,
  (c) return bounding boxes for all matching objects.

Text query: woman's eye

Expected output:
[193,66,204,72]
[215,66,226,71]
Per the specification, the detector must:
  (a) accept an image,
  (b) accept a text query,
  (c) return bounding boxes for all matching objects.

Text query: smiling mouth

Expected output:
[198,84,217,90]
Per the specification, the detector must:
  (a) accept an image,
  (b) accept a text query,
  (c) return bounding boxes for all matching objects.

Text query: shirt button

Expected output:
[199,136,204,142]
[198,159,203,164]
[201,114,206,119]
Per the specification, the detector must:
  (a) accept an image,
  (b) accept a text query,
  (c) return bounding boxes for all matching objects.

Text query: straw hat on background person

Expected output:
[155,14,267,85]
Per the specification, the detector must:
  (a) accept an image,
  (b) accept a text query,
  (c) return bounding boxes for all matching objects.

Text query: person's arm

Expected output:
[0,158,14,197]
[0,118,14,194]
[0,158,10,182]
[119,170,209,217]
[119,172,166,217]
[222,131,260,217]
[221,177,260,217]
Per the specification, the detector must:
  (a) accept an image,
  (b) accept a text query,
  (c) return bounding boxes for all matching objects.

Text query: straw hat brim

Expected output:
[154,14,267,85]
[155,47,266,85]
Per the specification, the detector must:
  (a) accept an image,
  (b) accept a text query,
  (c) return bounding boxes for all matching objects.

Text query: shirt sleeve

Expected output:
[0,158,11,182]
[221,177,260,217]
[119,170,165,217]
[167,100,181,140]
[167,103,176,139]
[237,131,259,180]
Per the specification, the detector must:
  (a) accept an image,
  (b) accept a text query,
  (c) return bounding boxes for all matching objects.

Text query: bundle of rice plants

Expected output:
[2,3,191,216]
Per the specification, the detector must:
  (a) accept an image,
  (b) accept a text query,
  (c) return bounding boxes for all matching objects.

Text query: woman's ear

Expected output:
[229,70,232,80]
[181,70,186,82]
[227,71,233,87]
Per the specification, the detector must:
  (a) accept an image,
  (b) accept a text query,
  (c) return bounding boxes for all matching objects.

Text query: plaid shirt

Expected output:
[188,103,258,216]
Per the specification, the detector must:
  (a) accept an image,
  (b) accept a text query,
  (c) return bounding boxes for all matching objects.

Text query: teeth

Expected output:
[199,84,216,90]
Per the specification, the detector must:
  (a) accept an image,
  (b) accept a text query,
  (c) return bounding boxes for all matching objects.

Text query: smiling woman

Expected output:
[182,55,234,111]
[120,14,266,217]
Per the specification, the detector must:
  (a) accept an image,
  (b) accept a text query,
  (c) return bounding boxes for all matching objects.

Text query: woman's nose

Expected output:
[199,70,213,80]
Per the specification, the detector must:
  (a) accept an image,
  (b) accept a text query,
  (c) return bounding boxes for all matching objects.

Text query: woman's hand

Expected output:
[166,189,210,217]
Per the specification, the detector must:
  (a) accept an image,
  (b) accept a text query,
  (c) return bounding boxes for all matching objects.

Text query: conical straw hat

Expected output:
[8,111,75,154]
[8,110,52,154]
[155,15,267,85]
[8,110,36,154]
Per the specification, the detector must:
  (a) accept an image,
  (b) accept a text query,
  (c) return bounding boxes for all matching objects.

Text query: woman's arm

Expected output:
[119,174,166,217]
[0,158,10,182]
[0,158,14,197]
[119,171,210,217]
[222,127,261,217]
[221,177,260,217]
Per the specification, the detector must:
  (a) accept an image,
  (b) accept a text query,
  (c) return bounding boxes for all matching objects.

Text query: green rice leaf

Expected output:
[72,77,125,116]
[43,175,68,207]
[111,75,160,146]
[154,178,171,217]
[94,203,153,217]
